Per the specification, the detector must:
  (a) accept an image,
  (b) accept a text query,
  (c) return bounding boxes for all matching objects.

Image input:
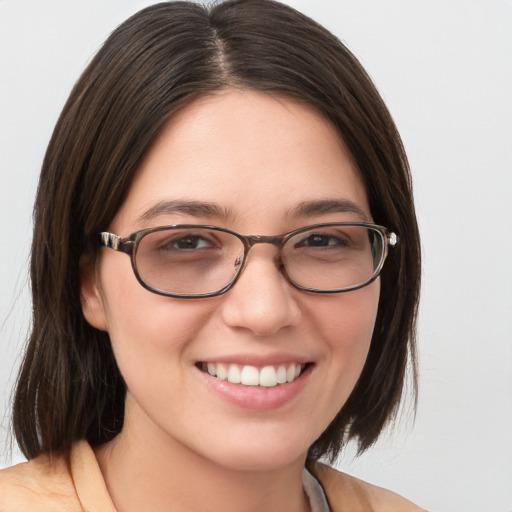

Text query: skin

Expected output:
[81,89,380,512]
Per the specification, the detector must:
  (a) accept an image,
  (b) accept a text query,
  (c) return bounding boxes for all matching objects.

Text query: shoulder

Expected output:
[0,440,115,512]
[0,450,80,512]
[310,462,427,512]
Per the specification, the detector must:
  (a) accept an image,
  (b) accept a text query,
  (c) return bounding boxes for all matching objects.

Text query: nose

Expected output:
[219,246,302,337]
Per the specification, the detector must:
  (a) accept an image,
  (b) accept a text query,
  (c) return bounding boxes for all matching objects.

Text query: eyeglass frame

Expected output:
[99,222,398,299]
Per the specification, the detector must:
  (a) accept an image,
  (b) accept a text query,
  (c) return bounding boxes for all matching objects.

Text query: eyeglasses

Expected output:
[99,222,398,298]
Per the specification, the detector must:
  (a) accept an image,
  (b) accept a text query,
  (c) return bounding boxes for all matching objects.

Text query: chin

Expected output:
[191,429,314,473]
[211,448,307,473]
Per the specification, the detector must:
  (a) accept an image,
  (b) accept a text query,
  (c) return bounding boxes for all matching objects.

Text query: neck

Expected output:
[94,402,310,512]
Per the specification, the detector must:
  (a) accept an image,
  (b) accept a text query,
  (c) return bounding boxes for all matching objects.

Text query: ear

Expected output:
[80,254,108,331]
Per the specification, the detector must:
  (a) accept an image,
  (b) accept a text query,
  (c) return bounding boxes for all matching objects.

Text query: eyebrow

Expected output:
[138,198,368,225]
[138,199,234,223]
[288,199,369,221]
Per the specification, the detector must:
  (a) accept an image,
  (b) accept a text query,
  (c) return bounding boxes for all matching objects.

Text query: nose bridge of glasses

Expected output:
[241,235,285,272]
[245,234,285,248]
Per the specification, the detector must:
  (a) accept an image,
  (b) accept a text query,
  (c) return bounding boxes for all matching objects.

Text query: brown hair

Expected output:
[13,0,420,463]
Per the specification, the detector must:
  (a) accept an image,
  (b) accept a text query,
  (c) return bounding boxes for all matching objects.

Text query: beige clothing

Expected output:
[0,441,426,511]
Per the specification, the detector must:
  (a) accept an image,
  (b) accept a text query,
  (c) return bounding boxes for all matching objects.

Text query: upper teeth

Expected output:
[204,363,303,387]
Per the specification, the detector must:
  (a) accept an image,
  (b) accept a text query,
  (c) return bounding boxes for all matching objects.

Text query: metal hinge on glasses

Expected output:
[100,232,122,251]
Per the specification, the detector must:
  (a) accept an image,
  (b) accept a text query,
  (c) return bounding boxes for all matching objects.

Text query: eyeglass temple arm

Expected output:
[99,232,134,254]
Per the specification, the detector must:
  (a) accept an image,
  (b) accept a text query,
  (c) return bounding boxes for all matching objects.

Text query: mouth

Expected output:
[197,362,312,388]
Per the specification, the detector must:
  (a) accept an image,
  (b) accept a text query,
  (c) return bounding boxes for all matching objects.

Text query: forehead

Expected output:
[111,89,370,232]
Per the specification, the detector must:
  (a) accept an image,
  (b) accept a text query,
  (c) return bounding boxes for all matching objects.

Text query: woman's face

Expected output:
[82,89,380,471]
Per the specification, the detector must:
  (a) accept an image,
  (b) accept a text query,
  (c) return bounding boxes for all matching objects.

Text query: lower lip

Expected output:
[197,365,312,411]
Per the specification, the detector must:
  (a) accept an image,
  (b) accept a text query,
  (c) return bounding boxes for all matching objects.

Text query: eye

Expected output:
[294,233,348,248]
[165,234,215,251]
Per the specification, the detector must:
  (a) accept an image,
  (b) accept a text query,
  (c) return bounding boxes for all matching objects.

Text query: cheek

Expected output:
[311,280,379,351]
[288,282,380,447]
[104,296,213,365]
[308,282,380,397]
[96,255,216,387]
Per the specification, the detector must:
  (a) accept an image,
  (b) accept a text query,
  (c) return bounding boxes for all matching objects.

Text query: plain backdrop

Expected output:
[1,1,511,511]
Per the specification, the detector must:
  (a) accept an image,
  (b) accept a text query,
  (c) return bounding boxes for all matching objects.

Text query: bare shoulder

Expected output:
[310,462,428,512]
[0,452,81,512]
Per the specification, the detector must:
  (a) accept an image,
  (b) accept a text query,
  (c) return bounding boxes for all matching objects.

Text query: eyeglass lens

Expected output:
[133,225,384,296]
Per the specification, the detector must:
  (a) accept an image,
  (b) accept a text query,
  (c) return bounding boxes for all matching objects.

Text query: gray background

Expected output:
[1,1,511,511]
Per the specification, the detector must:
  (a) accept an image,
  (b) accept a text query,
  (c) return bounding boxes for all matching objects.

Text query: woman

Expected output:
[0,1,423,510]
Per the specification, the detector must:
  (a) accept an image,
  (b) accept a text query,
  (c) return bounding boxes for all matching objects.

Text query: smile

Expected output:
[198,362,308,387]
